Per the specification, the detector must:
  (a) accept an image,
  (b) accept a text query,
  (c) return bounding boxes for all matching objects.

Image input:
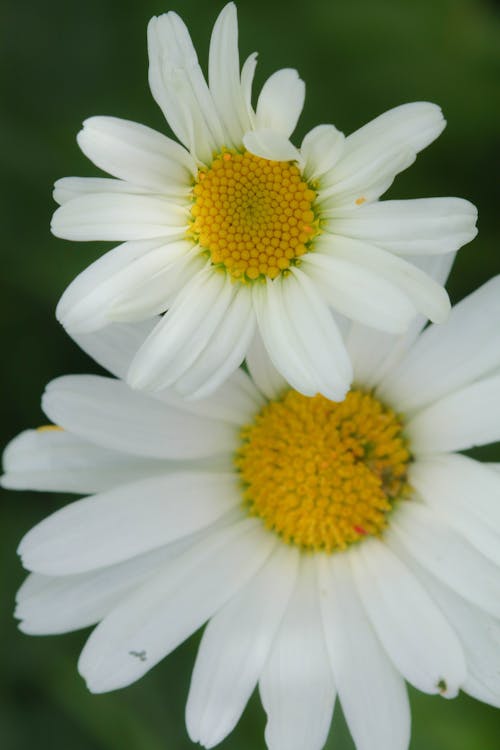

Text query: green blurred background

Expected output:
[1,0,500,747]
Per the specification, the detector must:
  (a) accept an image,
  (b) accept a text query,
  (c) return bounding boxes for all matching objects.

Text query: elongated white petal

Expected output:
[351,539,466,697]
[246,329,287,401]
[410,455,500,566]
[325,198,477,255]
[318,554,410,750]
[208,3,250,145]
[42,375,237,459]
[240,52,258,124]
[53,177,154,205]
[407,374,500,453]
[186,545,298,748]
[16,545,182,634]
[243,129,300,162]
[320,235,450,323]
[300,124,345,181]
[71,321,157,379]
[78,518,276,693]
[259,557,335,750]
[18,473,240,576]
[174,286,256,399]
[255,68,305,137]
[388,503,500,618]
[414,569,500,708]
[51,192,188,241]
[0,428,170,494]
[147,11,226,163]
[377,276,500,411]
[127,267,235,393]
[301,252,416,333]
[77,116,196,192]
[254,270,352,401]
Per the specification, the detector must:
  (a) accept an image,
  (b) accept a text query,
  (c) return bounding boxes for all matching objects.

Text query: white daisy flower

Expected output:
[4,271,500,750]
[51,2,477,402]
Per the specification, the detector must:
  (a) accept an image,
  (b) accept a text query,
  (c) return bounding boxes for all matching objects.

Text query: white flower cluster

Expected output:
[3,5,499,750]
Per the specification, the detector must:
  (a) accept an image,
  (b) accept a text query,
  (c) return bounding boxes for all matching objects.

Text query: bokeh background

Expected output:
[1,0,500,747]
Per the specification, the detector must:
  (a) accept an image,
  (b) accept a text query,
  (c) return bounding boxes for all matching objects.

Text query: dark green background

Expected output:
[1,0,500,748]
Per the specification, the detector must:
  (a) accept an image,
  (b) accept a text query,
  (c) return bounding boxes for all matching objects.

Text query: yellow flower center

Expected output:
[236,389,411,552]
[189,150,319,281]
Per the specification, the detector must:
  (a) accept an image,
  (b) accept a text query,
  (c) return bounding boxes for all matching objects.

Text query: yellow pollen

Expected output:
[36,425,63,432]
[188,150,319,281]
[355,196,367,206]
[235,389,411,553]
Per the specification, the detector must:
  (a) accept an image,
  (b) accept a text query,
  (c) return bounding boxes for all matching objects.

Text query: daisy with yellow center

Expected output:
[51,2,477,401]
[5,275,500,750]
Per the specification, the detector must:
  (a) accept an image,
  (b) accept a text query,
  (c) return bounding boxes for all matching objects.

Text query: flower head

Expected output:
[51,3,477,401]
[5,274,500,750]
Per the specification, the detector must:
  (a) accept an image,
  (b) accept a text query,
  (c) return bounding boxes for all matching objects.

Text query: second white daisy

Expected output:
[52,2,477,400]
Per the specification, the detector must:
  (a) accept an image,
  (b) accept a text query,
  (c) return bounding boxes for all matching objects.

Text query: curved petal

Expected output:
[318,553,410,750]
[147,10,227,162]
[51,192,188,241]
[18,472,240,576]
[126,267,236,393]
[78,518,276,693]
[351,539,466,697]
[259,557,335,750]
[240,52,258,124]
[255,68,305,137]
[186,545,298,748]
[387,502,500,618]
[208,2,251,145]
[41,375,237,459]
[410,455,500,566]
[77,116,196,192]
[320,235,450,323]
[407,374,500,454]
[377,276,500,412]
[325,198,477,255]
[53,177,154,205]
[0,428,169,494]
[300,124,345,181]
[246,329,288,401]
[254,270,352,401]
[243,129,300,162]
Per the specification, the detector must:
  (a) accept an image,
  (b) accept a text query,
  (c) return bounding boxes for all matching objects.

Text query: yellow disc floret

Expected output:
[189,150,319,281]
[236,389,411,553]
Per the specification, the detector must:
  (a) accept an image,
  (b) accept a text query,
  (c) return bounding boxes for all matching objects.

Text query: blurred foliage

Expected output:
[1,0,500,748]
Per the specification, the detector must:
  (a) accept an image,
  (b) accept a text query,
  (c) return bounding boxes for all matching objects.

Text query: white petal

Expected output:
[77,116,196,192]
[78,518,276,693]
[414,569,500,708]
[15,545,181,635]
[377,276,500,412]
[410,455,500,566]
[51,192,188,241]
[318,553,410,750]
[57,240,194,333]
[243,129,300,162]
[301,251,416,333]
[126,267,235,393]
[0,428,168,494]
[325,198,477,255]
[240,52,258,124]
[300,124,345,181]
[351,539,466,697]
[147,11,227,163]
[255,68,305,137]
[259,557,335,750]
[42,375,237,459]
[254,270,352,401]
[186,545,299,748]
[319,235,450,323]
[388,502,500,618]
[208,3,250,146]
[407,374,500,453]
[18,472,240,576]
[53,177,154,205]
[246,329,288,401]
[72,321,157,379]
